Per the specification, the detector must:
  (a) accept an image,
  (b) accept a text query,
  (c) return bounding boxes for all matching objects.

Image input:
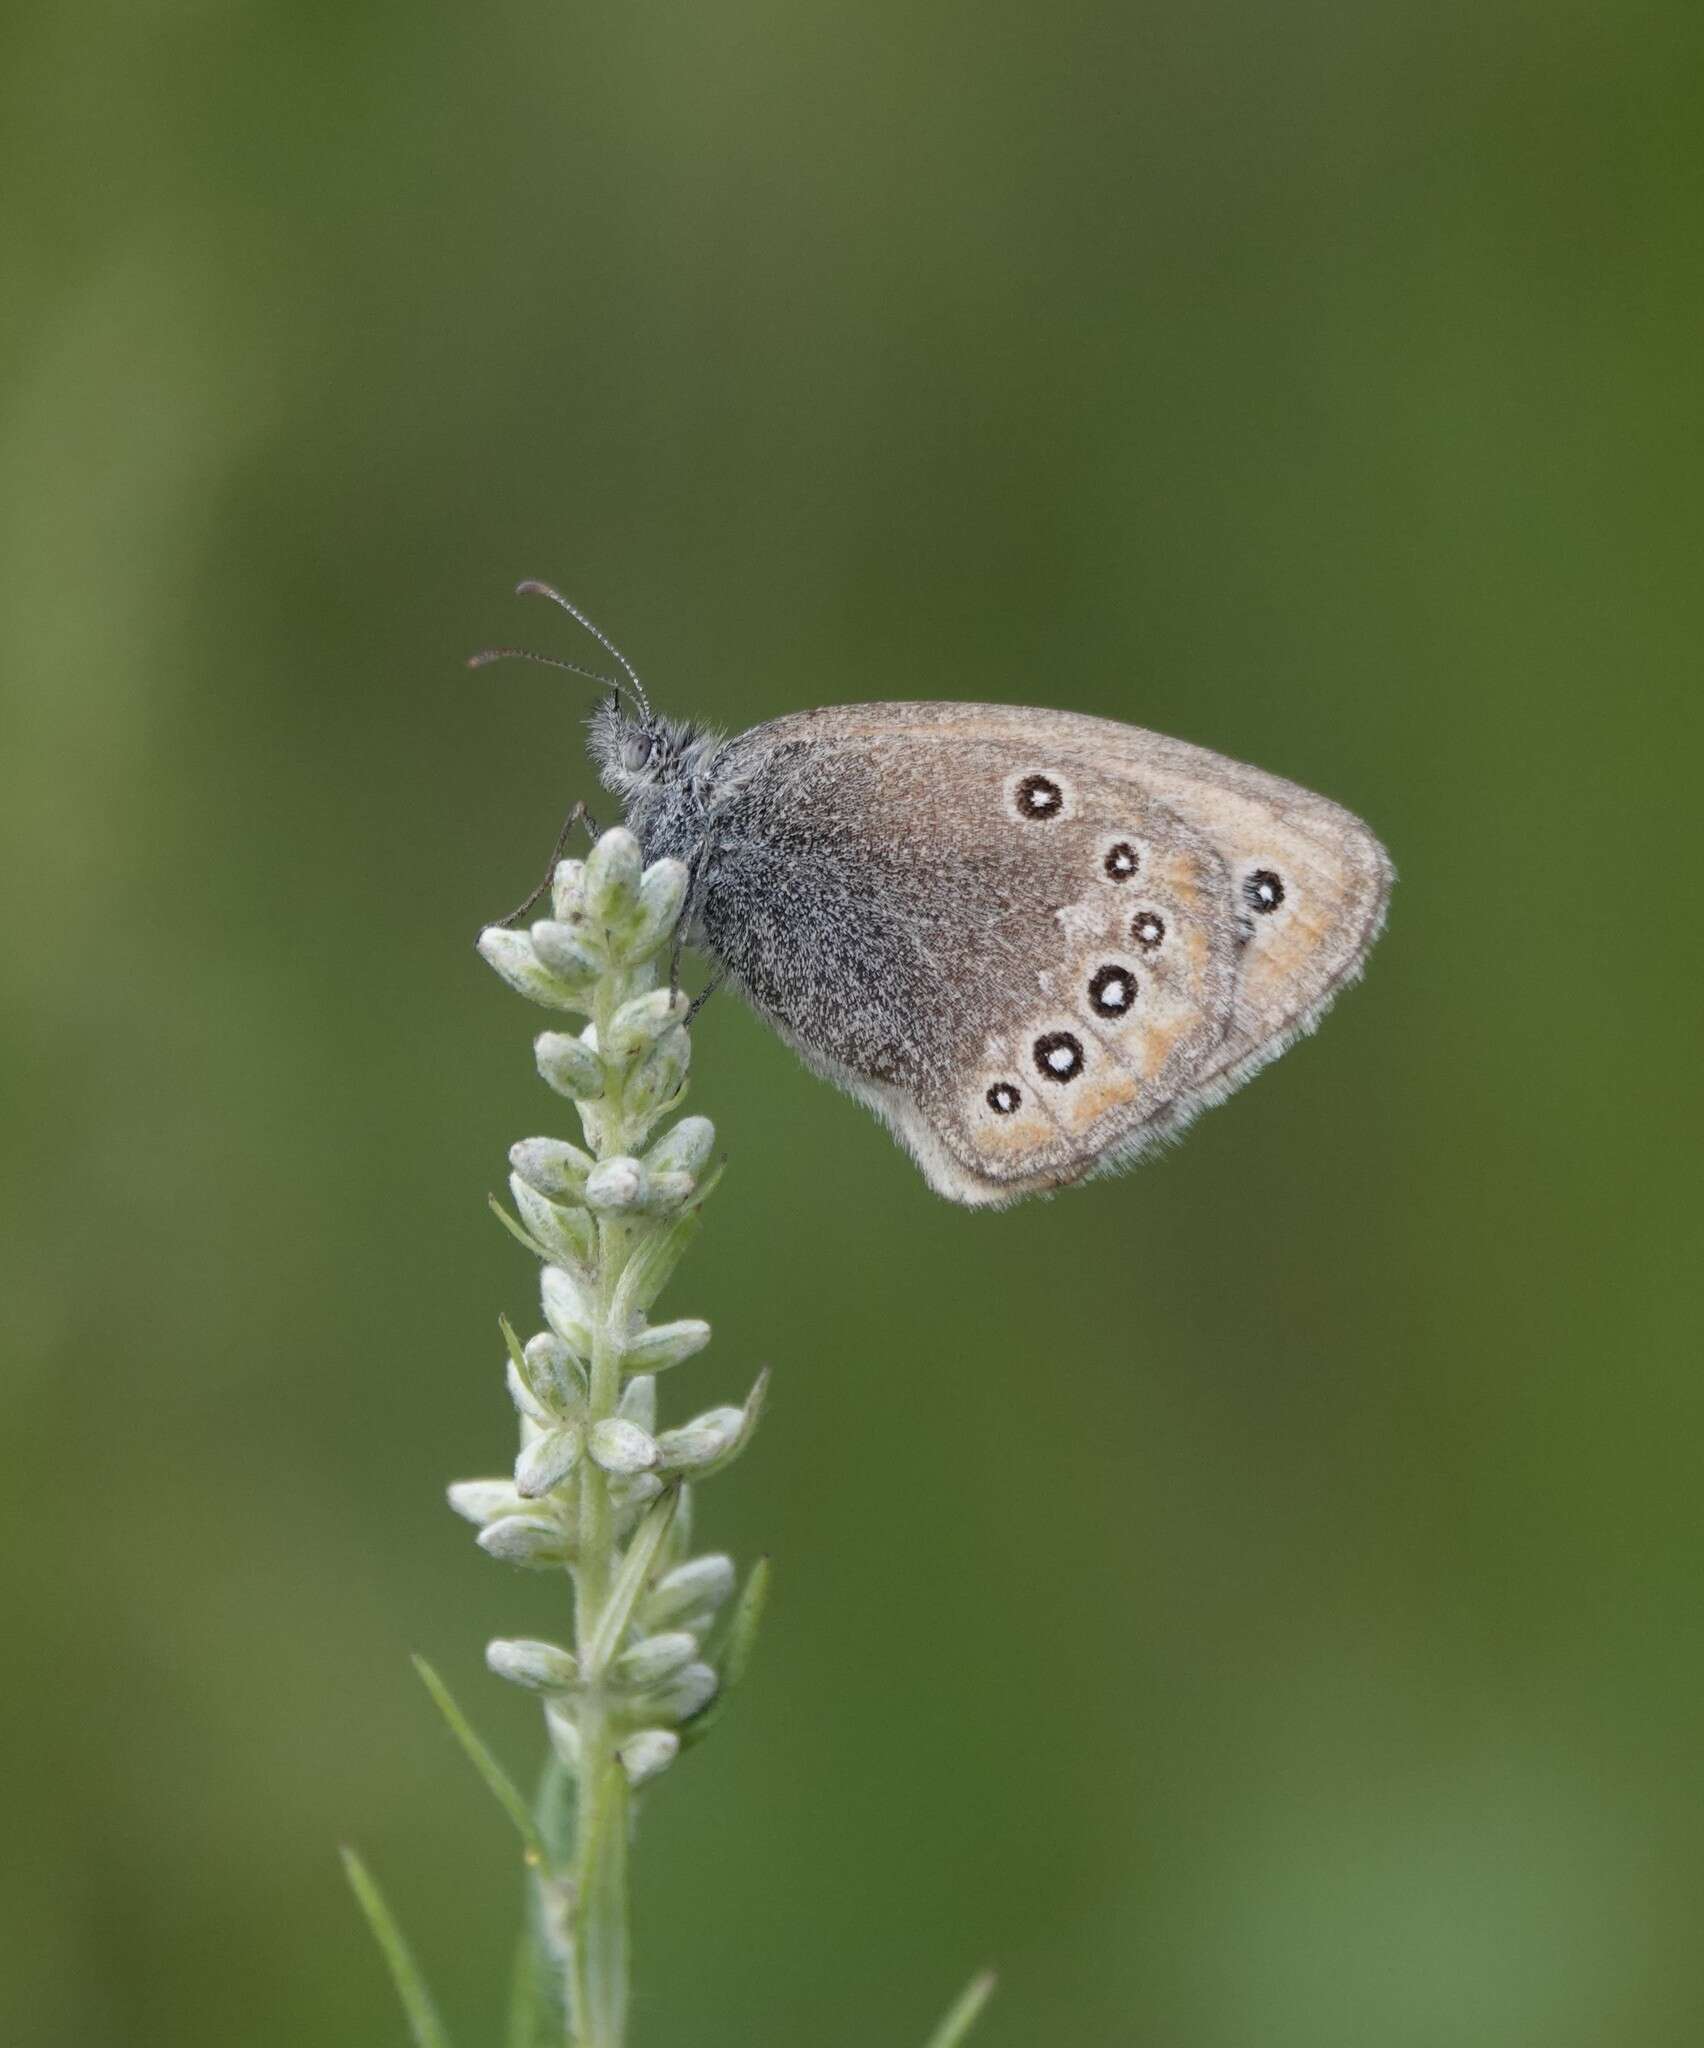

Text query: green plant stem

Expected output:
[570,976,637,2048]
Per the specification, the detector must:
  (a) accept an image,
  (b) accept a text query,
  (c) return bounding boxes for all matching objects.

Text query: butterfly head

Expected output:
[587,695,703,800]
[470,581,724,850]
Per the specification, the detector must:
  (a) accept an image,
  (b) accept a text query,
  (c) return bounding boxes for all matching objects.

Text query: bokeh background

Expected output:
[3,3,1700,2044]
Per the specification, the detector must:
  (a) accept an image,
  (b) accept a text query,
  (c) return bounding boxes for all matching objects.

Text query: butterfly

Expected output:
[477,585,1393,1207]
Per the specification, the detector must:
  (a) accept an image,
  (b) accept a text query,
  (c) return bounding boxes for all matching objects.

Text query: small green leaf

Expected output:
[412,1655,546,1867]
[498,1313,530,1377]
[608,1204,703,1320]
[922,1969,997,2048]
[722,1555,771,1690]
[678,1556,771,1751]
[488,1193,550,1260]
[535,1749,576,1871]
[341,1847,454,2048]
[584,1490,679,1675]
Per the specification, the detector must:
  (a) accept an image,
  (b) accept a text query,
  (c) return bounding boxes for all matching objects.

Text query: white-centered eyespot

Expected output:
[1244,868,1286,914]
[1033,1030,1085,1082]
[1087,965,1137,1017]
[1014,774,1064,819]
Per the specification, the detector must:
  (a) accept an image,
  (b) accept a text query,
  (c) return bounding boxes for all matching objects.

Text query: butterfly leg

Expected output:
[667,834,715,998]
[490,800,599,931]
[686,963,727,1024]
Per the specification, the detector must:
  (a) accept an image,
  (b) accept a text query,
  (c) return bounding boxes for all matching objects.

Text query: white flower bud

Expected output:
[655,1406,744,1473]
[540,1267,597,1356]
[506,1355,552,1425]
[612,1631,699,1688]
[584,828,643,923]
[619,1728,680,1786]
[642,1660,718,1725]
[510,1137,595,1203]
[510,1176,596,1270]
[623,1026,690,1124]
[645,1116,716,1178]
[477,1513,573,1568]
[584,1157,645,1212]
[528,920,603,988]
[607,988,690,1062]
[643,1554,737,1626]
[476,927,585,1012]
[515,1423,583,1499]
[657,1371,767,1477]
[486,1637,580,1693]
[589,1418,659,1475]
[535,1029,606,1101]
[446,1478,528,1527]
[573,1096,611,1157]
[621,1318,711,1375]
[522,1331,584,1410]
[618,1373,657,1432]
[550,858,587,921]
[623,860,690,963]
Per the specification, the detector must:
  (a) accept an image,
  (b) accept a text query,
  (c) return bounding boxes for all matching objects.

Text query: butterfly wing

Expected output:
[701,703,1390,1204]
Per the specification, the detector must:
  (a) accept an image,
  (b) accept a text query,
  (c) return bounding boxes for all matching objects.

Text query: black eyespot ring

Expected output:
[1104,841,1139,880]
[1130,910,1166,949]
[1245,868,1286,914]
[1014,774,1065,820]
[986,1081,1022,1115]
[1033,1030,1085,1082]
[1087,965,1137,1017]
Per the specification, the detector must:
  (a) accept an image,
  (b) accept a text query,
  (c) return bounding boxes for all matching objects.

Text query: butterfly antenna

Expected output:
[465,644,621,690]
[514,580,654,724]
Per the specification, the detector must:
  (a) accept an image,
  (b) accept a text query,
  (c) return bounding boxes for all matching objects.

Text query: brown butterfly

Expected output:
[484,587,1393,1205]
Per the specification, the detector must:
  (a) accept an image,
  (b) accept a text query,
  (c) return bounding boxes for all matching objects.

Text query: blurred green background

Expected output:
[3,3,1700,2044]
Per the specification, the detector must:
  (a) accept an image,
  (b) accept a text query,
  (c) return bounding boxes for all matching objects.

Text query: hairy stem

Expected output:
[571,1205,632,2046]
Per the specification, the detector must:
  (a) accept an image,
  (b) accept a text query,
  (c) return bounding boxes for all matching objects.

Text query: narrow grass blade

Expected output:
[341,1847,454,2048]
[412,1655,546,1867]
[584,1489,678,1674]
[922,1969,997,2048]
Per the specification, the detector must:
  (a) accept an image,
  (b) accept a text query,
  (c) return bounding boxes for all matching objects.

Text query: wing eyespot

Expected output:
[1013,773,1065,821]
[1087,965,1137,1017]
[1245,868,1286,914]
[1033,1030,1085,1082]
